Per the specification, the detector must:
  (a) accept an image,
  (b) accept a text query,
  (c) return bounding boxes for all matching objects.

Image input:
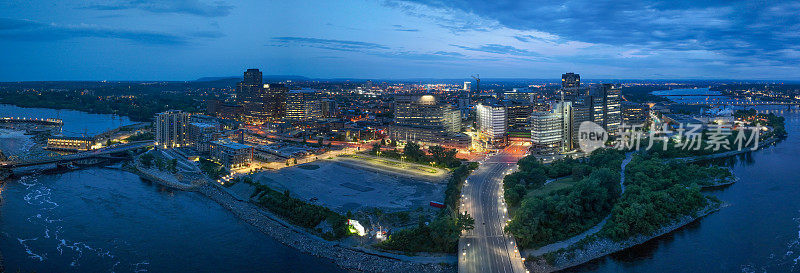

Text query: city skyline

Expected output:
[2,0,800,81]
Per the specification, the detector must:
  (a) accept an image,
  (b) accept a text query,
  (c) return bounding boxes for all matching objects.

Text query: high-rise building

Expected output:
[154,110,190,149]
[463,81,471,91]
[598,84,621,136]
[286,88,322,121]
[531,101,573,153]
[236,69,287,123]
[561,72,586,99]
[504,100,533,132]
[562,73,580,89]
[320,99,338,118]
[237,69,264,122]
[390,94,470,148]
[264,83,288,120]
[476,103,506,146]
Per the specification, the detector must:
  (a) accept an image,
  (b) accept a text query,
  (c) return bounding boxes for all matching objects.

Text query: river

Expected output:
[570,106,800,272]
[0,105,344,272]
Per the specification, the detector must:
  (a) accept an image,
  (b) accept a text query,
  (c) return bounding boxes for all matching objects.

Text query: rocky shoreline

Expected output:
[527,204,720,273]
[197,183,456,273]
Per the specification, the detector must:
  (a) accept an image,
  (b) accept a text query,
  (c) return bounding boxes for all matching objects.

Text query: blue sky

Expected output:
[1,0,799,81]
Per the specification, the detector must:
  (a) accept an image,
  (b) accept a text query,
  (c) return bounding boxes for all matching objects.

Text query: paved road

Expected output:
[459,143,528,273]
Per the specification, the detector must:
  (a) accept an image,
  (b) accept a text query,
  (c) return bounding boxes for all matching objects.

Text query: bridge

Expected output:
[1,140,154,169]
[0,117,63,126]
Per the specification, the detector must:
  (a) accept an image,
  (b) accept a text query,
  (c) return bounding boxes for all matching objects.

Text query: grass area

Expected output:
[527,178,576,198]
[343,154,440,174]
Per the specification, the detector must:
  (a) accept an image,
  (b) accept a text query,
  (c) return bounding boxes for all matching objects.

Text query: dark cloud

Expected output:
[0,18,187,45]
[84,0,233,17]
[396,0,800,65]
[271,37,390,52]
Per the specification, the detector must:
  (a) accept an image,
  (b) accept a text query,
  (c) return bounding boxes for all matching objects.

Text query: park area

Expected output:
[227,159,450,214]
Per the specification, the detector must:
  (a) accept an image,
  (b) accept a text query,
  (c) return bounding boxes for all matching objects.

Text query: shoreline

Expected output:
[527,204,720,272]
[196,182,456,273]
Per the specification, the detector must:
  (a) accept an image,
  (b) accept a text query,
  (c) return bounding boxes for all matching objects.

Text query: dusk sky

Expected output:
[1,0,799,81]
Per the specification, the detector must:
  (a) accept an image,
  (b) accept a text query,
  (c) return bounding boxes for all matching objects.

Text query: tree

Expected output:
[371,142,381,154]
[293,158,298,164]
[140,153,154,168]
[456,212,475,231]
[403,142,423,161]
[169,159,178,173]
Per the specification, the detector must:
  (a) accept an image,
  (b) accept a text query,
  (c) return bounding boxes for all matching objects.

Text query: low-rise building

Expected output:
[46,136,95,152]
[209,139,253,169]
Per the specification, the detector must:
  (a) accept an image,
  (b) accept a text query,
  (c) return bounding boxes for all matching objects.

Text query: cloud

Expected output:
[84,0,233,17]
[0,18,187,45]
[392,24,419,32]
[271,36,390,52]
[452,43,539,57]
[392,0,800,66]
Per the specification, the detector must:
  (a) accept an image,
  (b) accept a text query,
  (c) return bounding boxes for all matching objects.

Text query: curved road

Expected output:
[459,143,528,273]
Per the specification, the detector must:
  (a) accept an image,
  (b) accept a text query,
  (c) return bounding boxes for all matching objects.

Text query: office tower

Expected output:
[463,81,471,91]
[264,83,288,120]
[238,69,264,122]
[237,69,287,123]
[320,99,337,118]
[622,101,648,126]
[504,100,533,132]
[457,93,470,119]
[562,73,580,89]
[154,110,190,149]
[390,94,470,148]
[561,72,587,99]
[598,84,621,135]
[286,89,322,121]
[476,103,507,146]
[531,101,573,153]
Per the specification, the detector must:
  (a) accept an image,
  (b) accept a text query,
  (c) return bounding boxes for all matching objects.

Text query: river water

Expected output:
[571,106,800,272]
[0,105,343,272]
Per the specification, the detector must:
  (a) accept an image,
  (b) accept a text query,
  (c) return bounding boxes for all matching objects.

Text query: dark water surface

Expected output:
[0,105,343,272]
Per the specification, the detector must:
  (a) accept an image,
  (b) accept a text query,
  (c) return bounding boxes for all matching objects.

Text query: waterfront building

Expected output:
[46,136,94,152]
[389,94,470,148]
[154,110,190,149]
[187,121,221,153]
[286,88,323,121]
[209,139,253,169]
[476,103,507,146]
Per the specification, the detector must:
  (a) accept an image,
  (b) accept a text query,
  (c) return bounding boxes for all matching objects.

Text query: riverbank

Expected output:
[197,182,456,273]
[528,203,721,272]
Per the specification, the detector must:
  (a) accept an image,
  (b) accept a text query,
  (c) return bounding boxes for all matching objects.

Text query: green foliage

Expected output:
[140,153,154,168]
[378,162,479,253]
[600,153,729,241]
[507,168,620,248]
[253,187,349,239]
[378,210,474,253]
[199,158,226,179]
[125,132,154,142]
[403,142,424,162]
